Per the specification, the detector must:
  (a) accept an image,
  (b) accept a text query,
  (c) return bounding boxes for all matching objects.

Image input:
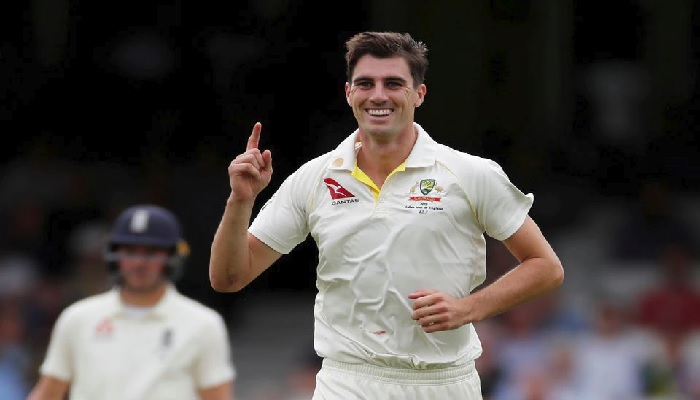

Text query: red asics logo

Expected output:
[323,178,355,199]
[95,318,114,336]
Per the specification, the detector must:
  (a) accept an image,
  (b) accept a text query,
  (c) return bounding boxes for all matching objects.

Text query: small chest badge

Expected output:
[419,179,436,195]
[407,179,445,211]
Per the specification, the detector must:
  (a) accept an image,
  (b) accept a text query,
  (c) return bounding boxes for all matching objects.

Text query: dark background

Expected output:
[2,0,699,309]
[1,0,699,342]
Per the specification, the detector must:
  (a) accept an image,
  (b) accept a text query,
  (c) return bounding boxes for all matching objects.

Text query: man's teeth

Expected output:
[368,109,391,116]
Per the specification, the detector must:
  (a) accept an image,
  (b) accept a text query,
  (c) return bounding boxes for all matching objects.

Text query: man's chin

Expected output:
[122,281,165,293]
[363,124,396,138]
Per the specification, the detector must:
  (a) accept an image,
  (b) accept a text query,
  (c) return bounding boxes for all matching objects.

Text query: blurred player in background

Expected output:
[209,31,564,399]
[28,204,236,400]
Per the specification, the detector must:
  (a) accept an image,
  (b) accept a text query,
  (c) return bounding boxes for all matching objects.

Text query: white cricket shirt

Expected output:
[249,123,533,369]
[39,284,235,400]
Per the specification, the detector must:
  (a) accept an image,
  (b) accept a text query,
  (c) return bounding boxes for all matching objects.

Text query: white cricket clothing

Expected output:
[314,359,482,399]
[39,284,235,400]
[250,123,533,369]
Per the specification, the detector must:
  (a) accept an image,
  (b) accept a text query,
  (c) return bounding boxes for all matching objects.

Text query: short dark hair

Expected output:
[344,31,429,88]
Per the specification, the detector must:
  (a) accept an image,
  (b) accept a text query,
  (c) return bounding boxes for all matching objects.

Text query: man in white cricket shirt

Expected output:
[29,204,236,400]
[209,31,565,399]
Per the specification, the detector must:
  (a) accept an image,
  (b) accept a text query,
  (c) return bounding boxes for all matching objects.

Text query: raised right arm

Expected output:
[209,122,282,292]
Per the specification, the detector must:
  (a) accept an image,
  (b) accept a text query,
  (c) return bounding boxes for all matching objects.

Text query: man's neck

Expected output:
[119,283,168,307]
[357,125,418,177]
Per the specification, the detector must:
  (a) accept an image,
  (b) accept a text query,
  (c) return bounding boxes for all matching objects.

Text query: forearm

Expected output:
[199,381,233,400]
[465,256,564,322]
[209,195,255,292]
[27,376,69,400]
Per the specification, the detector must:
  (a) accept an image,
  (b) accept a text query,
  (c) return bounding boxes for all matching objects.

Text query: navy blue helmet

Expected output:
[105,204,190,281]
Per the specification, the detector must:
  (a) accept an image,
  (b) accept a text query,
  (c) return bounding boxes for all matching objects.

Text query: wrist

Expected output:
[226,193,255,207]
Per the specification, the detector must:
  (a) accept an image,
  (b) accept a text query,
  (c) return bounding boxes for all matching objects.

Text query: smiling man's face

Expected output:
[345,55,425,141]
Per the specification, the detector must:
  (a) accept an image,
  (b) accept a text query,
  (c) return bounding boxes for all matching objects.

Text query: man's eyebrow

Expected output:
[352,76,408,84]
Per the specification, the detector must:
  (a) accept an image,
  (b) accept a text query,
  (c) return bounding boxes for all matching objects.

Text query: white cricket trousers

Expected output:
[312,359,483,400]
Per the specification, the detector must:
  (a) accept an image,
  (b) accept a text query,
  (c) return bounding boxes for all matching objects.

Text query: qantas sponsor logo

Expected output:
[331,198,359,205]
[323,178,359,205]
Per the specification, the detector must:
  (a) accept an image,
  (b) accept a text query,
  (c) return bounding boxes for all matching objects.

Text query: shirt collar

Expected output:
[327,122,439,171]
[109,283,178,320]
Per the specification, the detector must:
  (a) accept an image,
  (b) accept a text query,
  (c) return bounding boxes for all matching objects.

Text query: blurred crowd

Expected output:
[473,239,700,400]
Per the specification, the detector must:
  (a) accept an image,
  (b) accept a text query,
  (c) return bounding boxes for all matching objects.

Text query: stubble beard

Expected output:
[121,276,167,294]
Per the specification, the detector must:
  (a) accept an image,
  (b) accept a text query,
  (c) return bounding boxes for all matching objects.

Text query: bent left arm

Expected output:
[411,215,564,331]
[468,215,564,320]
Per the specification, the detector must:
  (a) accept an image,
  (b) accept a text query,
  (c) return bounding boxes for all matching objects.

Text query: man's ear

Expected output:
[415,84,427,107]
[345,82,353,106]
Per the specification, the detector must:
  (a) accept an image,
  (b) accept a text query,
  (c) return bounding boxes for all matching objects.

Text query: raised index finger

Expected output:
[246,122,262,151]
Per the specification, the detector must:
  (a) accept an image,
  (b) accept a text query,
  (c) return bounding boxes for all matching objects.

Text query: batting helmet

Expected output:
[104,204,190,281]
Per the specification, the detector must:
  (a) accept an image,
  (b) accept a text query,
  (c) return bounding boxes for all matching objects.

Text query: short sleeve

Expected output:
[472,159,533,241]
[249,170,310,254]
[193,314,236,388]
[39,308,75,381]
